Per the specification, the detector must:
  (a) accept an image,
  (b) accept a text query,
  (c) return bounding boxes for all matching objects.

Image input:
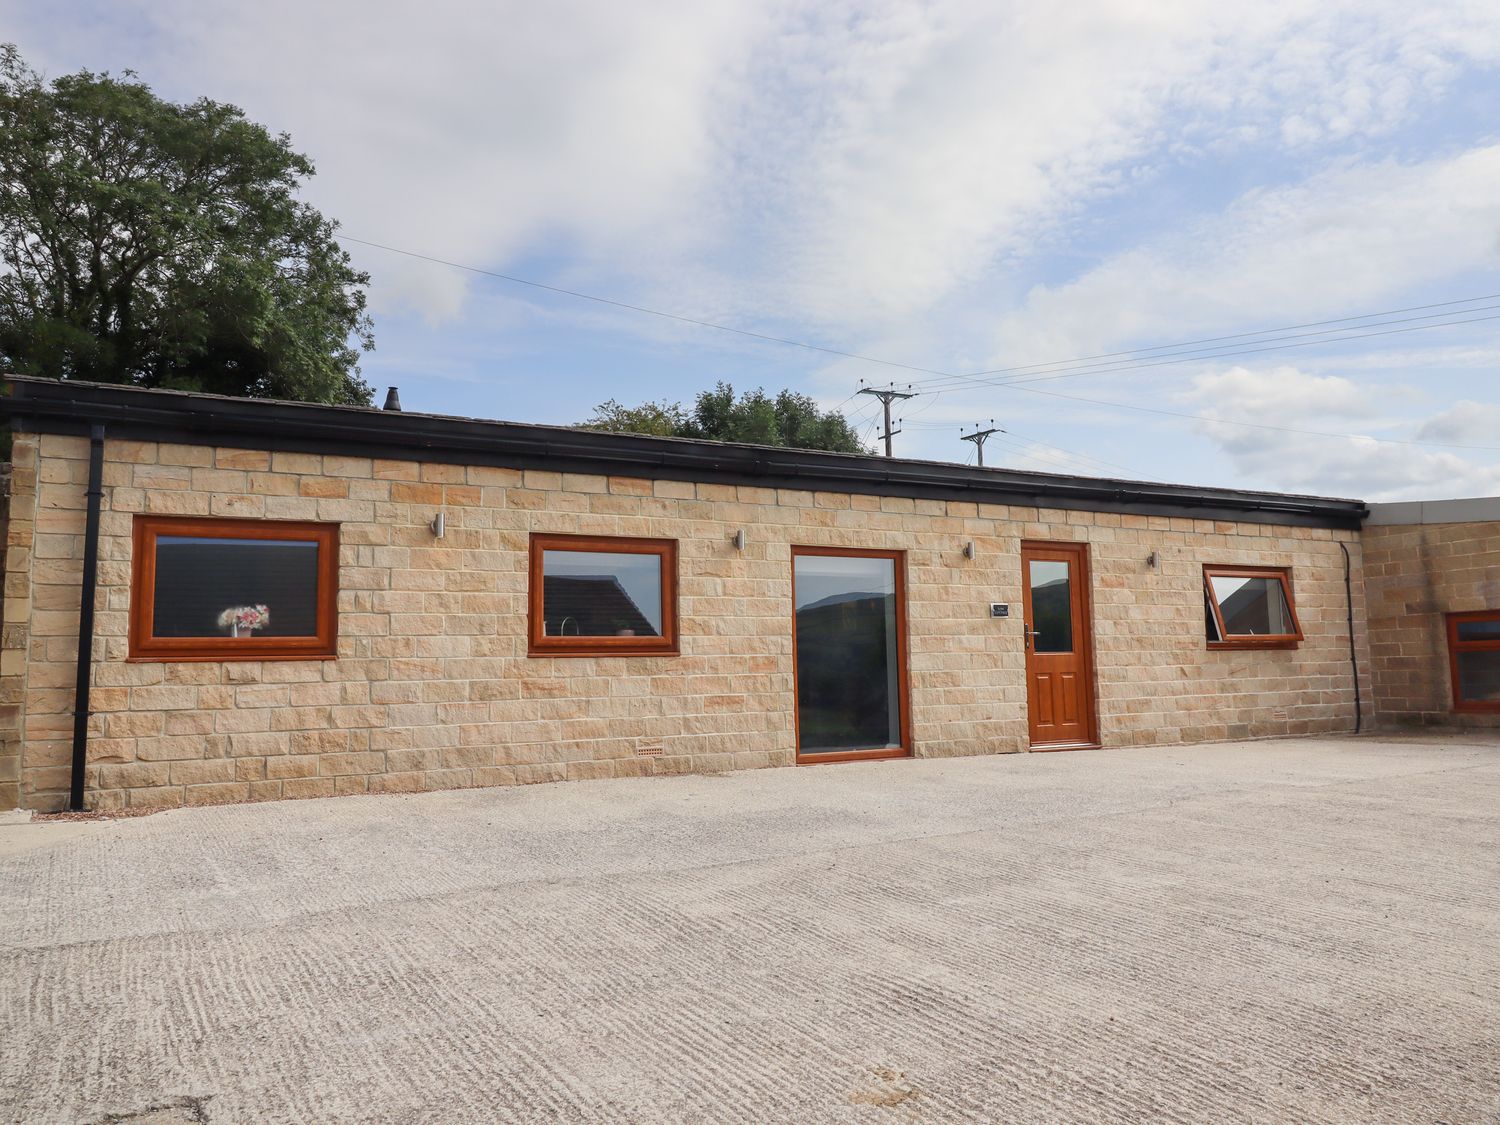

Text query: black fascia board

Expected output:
[0,376,1369,529]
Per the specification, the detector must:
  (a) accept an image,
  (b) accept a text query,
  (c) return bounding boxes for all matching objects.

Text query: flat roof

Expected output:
[1,376,1368,528]
[1365,497,1500,525]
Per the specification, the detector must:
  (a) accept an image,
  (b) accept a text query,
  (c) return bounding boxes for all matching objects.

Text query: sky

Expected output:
[6,0,1500,500]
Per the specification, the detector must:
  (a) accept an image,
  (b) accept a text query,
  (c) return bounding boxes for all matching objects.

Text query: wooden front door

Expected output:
[1021,541,1098,748]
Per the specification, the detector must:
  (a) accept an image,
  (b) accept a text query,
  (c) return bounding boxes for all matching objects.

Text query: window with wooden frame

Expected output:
[1203,565,1303,649]
[528,533,678,656]
[1446,610,1500,712]
[129,515,340,661]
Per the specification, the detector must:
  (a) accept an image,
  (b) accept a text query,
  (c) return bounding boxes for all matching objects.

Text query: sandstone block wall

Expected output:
[1362,520,1500,726]
[1,433,1368,811]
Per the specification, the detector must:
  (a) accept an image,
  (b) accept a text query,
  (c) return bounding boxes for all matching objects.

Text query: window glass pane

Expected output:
[794,555,901,753]
[1029,559,1073,653]
[541,550,663,637]
[1457,650,1500,703]
[1456,617,1500,642]
[153,537,320,638]
[1205,592,1223,642]
[1209,575,1293,636]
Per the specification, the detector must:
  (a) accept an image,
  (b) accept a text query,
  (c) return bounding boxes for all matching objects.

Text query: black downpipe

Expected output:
[69,424,106,811]
[1340,541,1363,734]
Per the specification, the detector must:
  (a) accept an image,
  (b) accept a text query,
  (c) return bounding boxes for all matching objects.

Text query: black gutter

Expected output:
[1,376,1369,529]
[69,424,105,811]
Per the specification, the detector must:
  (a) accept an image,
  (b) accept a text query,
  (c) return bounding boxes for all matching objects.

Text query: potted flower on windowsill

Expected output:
[218,605,270,638]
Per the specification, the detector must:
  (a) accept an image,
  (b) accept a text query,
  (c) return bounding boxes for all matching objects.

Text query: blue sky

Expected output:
[7,1,1500,499]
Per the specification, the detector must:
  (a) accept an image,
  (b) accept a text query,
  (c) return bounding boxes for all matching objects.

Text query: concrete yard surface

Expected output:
[3,734,1499,1123]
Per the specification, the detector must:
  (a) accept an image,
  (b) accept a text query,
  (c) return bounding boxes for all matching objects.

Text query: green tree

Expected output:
[578,397,688,437]
[0,46,373,404]
[582,382,867,453]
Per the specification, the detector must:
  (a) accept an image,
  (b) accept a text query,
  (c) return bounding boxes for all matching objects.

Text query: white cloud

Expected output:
[995,144,1500,363]
[12,0,1500,332]
[1415,400,1500,445]
[1183,366,1500,500]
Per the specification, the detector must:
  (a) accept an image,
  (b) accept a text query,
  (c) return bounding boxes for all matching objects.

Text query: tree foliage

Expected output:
[582,382,867,453]
[580,396,688,438]
[0,46,373,404]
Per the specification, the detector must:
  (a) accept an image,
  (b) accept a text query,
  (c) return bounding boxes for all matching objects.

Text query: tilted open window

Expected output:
[1446,611,1500,712]
[1203,565,1302,650]
[129,516,340,661]
[528,533,678,656]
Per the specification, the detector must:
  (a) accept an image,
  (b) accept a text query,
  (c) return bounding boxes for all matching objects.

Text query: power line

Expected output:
[947,291,1500,381]
[857,384,917,457]
[985,430,1118,476]
[990,431,1141,478]
[339,234,951,380]
[1006,383,1500,453]
[338,233,1500,460]
[913,308,1500,394]
[907,418,1142,478]
[959,422,1001,467]
[342,233,1499,401]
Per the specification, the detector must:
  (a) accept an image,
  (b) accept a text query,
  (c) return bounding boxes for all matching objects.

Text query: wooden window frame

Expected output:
[1445,610,1500,713]
[129,515,340,662]
[528,533,679,657]
[1203,564,1303,650]
[791,545,913,765]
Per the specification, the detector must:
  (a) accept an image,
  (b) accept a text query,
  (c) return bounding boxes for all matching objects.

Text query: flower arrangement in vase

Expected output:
[218,605,270,638]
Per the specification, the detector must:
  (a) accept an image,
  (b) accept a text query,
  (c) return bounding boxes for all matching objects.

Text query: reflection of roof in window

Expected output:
[543,575,657,636]
[1219,584,1264,622]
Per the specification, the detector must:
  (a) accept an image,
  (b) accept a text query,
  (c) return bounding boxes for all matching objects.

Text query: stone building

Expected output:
[0,376,1492,813]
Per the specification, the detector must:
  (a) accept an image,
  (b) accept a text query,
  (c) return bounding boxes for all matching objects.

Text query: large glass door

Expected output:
[792,547,911,763]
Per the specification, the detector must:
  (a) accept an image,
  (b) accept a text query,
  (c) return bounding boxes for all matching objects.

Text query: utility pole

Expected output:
[960,421,1001,467]
[857,384,917,457]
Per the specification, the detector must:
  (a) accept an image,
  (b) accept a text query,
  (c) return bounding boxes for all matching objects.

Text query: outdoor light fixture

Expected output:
[1146,550,1159,570]
[431,511,445,538]
[962,541,975,560]
[731,529,745,551]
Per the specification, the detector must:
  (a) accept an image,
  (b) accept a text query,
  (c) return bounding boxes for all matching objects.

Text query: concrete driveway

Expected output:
[3,734,1499,1124]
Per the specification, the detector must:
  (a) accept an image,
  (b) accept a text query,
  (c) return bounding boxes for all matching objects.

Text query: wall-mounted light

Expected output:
[1146,550,1159,570]
[431,511,445,538]
[731,529,745,551]
[962,541,975,560]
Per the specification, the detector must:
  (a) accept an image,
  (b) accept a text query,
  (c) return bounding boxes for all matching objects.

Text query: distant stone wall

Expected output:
[1363,502,1500,727]
[3,432,1367,812]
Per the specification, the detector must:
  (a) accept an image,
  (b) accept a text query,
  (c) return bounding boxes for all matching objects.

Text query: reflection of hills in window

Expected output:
[543,575,658,636]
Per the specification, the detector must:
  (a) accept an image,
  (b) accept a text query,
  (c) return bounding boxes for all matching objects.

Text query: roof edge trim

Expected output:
[1,376,1368,529]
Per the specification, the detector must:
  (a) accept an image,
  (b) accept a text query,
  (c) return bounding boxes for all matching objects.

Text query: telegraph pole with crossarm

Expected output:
[857,384,917,457]
[959,421,1002,467]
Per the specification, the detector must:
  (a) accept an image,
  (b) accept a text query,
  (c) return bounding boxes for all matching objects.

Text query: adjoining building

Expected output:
[0,376,1492,813]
